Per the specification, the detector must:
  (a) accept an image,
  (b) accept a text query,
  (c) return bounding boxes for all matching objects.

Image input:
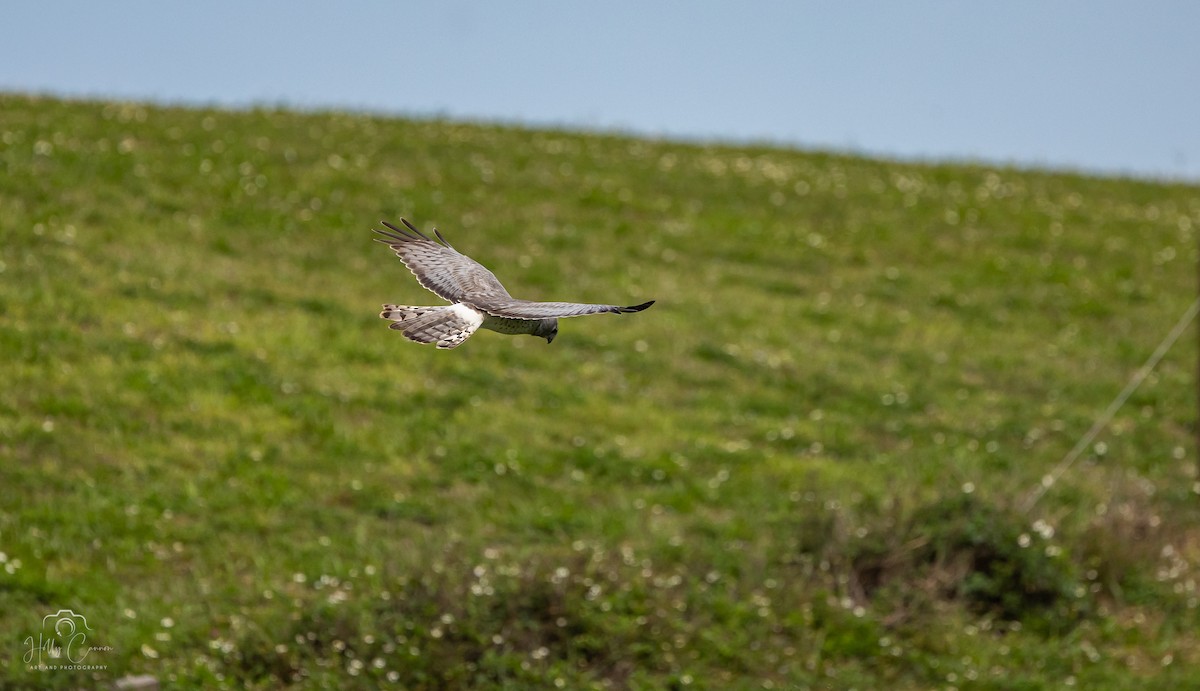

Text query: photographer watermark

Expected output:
[23,608,113,671]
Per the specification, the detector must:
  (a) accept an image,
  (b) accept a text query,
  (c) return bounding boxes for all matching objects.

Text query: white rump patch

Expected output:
[450,303,486,328]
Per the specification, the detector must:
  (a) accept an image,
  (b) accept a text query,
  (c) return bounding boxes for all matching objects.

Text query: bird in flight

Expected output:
[375,219,654,349]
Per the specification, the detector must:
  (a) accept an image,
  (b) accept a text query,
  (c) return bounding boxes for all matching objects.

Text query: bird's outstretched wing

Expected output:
[477,299,656,320]
[376,219,655,320]
[374,219,511,304]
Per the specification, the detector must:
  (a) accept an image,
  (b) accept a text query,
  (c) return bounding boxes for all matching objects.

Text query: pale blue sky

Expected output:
[4,1,1198,180]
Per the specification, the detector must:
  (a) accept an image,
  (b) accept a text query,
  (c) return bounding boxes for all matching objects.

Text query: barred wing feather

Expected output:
[477,299,656,320]
[373,220,510,304]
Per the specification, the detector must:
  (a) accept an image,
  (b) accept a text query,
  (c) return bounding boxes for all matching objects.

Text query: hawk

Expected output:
[374,219,654,349]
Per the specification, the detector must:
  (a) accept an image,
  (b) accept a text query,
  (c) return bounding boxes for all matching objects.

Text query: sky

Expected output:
[3,1,1199,181]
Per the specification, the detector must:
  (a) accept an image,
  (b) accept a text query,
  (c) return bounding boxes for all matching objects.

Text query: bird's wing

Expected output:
[475,299,655,320]
[374,219,511,303]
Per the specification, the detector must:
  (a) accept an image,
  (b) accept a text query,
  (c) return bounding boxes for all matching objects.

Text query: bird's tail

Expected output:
[380,305,480,349]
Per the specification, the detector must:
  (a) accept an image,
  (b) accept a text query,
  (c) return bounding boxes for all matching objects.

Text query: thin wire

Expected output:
[1022,296,1200,513]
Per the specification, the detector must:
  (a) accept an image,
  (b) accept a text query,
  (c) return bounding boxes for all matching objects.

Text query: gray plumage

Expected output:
[375,218,654,349]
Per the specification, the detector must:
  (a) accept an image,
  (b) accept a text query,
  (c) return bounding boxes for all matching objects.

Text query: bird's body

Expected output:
[379,303,557,348]
[375,219,653,349]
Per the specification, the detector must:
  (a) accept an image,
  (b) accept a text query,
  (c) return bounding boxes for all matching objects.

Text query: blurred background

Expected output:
[4,2,1200,688]
[3,0,1199,180]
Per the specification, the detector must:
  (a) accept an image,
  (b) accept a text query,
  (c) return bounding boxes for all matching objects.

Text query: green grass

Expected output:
[2,91,1199,689]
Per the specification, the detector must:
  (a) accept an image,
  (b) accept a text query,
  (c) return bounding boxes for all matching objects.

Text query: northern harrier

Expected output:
[375,219,654,349]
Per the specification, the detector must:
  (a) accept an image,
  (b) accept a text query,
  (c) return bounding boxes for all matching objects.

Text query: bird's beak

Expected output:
[545,334,555,344]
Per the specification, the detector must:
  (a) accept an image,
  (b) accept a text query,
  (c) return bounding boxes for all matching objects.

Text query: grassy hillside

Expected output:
[2,92,1199,689]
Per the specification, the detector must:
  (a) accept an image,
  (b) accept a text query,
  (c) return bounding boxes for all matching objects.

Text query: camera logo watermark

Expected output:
[23,609,113,671]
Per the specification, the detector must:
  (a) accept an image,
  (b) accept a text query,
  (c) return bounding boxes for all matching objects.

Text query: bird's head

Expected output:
[537,318,558,344]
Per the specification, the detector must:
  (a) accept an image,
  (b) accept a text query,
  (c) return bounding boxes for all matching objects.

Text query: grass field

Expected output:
[2,92,1200,689]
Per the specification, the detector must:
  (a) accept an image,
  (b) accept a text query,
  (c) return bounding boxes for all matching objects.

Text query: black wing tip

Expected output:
[377,218,423,239]
[376,218,451,247]
[619,300,655,313]
[373,224,411,244]
[379,219,410,236]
